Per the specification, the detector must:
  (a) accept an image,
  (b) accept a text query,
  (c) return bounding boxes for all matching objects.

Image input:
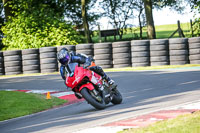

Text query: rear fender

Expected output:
[79,83,94,92]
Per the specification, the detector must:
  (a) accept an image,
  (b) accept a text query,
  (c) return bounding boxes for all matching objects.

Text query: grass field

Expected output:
[119,111,200,133]
[92,22,192,43]
[0,91,67,121]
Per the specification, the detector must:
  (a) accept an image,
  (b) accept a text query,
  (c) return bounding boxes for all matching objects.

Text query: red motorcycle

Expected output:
[65,62,122,110]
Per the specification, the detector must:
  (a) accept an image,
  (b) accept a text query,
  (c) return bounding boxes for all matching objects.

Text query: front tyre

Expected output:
[80,87,106,110]
[111,89,122,104]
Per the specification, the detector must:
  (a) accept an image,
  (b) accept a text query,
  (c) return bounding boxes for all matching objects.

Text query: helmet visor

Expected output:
[60,54,70,65]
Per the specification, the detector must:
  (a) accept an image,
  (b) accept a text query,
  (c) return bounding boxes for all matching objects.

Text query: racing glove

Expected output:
[83,57,93,68]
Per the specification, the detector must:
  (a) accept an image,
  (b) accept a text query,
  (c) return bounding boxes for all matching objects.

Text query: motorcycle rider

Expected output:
[57,47,115,98]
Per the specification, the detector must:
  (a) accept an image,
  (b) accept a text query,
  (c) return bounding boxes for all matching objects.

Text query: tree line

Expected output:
[0,0,199,50]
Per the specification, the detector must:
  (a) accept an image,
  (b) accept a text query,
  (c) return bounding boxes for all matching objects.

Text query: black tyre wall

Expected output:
[57,45,76,52]
[22,48,40,74]
[39,47,58,73]
[94,43,113,69]
[3,50,22,75]
[150,39,169,66]
[131,40,150,67]
[169,38,189,65]
[76,43,94,57]
[1,37,199,76]
[189,37,200,64]
[0,52,4,75]
[112,41,131,68]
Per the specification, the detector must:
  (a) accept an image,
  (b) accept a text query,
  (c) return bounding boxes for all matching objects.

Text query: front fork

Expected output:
[92,82,114,104]
[89,72,114,104]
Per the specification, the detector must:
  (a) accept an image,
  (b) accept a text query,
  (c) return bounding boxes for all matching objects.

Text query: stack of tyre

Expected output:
[169,38,189,65]
[112,41,131,68]
[188,37,200,64]
[131,40,150,67]
[57,45,76,53]
[57,45,76,69]
[150,39,169,66]
[3,50,22,75]
[22,49,40,74]
[39,47,58,73]
[76,43,94,57]
[0,52,4,75]
[94,42,113,68]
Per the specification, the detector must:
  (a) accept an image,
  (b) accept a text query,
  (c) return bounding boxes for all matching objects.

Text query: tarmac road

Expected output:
[0,74,67,91]
[1,69,200,133]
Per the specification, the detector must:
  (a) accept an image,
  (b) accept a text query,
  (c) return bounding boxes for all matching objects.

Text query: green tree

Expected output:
[101,0,135,39]
[143,0,156,39]
[2,0,13,21]
[62,0,99,43]
[135,0,146,39]
[1,0,81,50]
[63,0,99,28]
[81,0,91,43]
[0,1,5,50]
[143,0,184,39]
[189,0,200,36]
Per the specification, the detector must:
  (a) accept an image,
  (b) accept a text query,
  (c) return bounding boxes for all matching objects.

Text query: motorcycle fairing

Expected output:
[79,83,94,91]
[65,64,93,89]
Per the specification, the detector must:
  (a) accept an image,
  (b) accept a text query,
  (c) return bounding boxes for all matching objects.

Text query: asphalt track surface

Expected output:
[1,69,200,133]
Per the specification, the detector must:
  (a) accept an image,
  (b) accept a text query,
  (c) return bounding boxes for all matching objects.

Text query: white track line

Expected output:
[51,91,74,97]
[26,90,56,94]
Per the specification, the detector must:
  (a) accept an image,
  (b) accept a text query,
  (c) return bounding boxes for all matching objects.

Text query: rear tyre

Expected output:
[80,87,106,110]
[111,89,122,104]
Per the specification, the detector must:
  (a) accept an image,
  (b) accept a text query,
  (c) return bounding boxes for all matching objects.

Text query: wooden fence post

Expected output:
[98,25,102,43]
[169,20,185,38]
[190,19,194,37]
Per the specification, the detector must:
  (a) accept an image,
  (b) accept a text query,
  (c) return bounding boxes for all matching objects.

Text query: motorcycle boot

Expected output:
[102,74,117,89]
[89,66,117,88]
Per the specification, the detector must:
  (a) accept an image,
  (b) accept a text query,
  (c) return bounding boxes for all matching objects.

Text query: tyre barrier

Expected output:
[150,39,169,66]
[112,41,131,68]
[94,42,113,68]
[188,37,200,64]
[1,37,200,76]
[39,47,58,73]
[76,43,94,57]
[169,38,189,65]
[131,40,150,67]
[57,45,76,52]
[22,48,40,74]
[57,45,76,70]
[0,52,4,75]
[3,50,22,75]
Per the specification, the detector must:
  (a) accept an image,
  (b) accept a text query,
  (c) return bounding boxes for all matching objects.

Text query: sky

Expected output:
[97,4,196,30]
[153,5,194,26]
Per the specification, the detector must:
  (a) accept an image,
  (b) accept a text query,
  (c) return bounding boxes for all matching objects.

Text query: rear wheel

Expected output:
[111,89,122,104]
[80,87,106,110]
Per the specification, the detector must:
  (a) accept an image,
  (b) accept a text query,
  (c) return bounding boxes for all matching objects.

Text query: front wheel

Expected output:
[80,87,106,110]
[111,89,122,104]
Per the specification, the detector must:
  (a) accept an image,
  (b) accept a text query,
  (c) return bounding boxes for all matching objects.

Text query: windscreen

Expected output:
[66,63,78,74]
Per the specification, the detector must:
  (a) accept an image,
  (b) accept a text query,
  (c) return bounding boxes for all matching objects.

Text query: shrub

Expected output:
[1,0,81,50]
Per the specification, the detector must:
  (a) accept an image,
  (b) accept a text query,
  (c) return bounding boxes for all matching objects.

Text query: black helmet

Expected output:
[57,48,71,65]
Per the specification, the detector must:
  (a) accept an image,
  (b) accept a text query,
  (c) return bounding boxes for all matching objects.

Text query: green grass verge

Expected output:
[119,111,200,133]
[104,64,200,72]
[0,91,67,121]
